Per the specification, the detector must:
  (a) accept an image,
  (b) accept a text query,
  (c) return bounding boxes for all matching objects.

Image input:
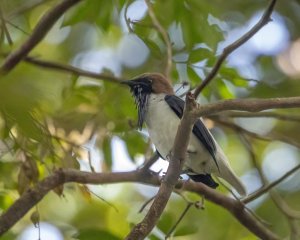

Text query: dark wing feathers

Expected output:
[188,174,219,189]
[164,95,219,169]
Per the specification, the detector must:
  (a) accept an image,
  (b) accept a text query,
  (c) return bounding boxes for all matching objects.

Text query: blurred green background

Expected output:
[1,0,300,239]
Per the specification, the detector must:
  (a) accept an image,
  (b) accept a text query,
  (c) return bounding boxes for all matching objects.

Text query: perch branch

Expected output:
[216,111,300,122]
[194,97,300,117]
[0,168,280,240]
[125,93,197,240]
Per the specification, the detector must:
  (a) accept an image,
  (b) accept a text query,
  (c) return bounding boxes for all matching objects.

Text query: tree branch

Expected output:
[23,56,124,83]
[194,97,300,117]
[213,118,300,149]
[239,134,300,239]
[125,92,197,240]
[0,0,81,74]
[193,0,277,98]
[242,163,300,204]
[214,111,300,122]
[183,181,279,240]
[0,168,280,240]
[145,0,172,80]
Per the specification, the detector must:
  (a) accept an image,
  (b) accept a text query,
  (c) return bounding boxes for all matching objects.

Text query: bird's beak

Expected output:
[121,80,135,87]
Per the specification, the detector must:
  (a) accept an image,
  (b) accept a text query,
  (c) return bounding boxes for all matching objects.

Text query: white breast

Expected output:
[145,94,180,158]
[144,94,215,174]
[144,93,247,196]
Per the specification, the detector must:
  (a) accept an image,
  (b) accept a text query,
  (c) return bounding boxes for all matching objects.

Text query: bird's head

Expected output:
[122,73,174,95]
[122,73,174,129]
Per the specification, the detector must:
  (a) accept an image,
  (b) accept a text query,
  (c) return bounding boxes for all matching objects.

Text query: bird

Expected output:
[122,73,246,196]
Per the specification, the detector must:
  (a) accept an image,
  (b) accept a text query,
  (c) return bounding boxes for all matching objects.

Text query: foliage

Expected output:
[0,0,300,239]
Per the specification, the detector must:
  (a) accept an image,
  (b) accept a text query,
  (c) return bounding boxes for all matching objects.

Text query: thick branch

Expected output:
[125,93,197,240]
[0,170,145,236]
[195,97,300,117]
[215,111,300,122]
[193,0,277,98]
[0,168,280,239]
[0,0,81,74]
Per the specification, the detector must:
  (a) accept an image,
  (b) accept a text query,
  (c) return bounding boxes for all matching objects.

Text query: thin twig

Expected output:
[4,19,30,36]
[0,0,81,74]
[85,186,119,213]
[139,195,156,213]
[242,163,300,204]
[165,202,194,239]
[124,0,134,33]
[0,7,13,45]
[145,0,172,79]
[21,56,123,83]
[239,134,300,239]
[217,177,271,227]
[193,0,277,98]
[213,118,300,149]
[140,151,159,170]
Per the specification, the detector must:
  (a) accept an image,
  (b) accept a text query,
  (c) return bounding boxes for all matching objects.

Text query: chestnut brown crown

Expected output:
[122,73,174,95]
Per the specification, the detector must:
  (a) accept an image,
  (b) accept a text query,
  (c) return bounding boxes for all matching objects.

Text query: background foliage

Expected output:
[1,0,300,239]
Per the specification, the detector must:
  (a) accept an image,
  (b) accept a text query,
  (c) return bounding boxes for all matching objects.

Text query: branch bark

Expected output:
[125,93,197,240]
[0,168,280,240]
[214,111,300,122]
[23,56,124,83]
[0,0,81,74]
[194,97,300,117]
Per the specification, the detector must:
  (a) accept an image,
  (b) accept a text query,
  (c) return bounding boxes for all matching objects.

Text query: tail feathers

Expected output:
[188,174,219,189]
[219,168,247,196]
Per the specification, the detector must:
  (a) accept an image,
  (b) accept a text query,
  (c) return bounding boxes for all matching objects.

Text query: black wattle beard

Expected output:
[131,91,149,130]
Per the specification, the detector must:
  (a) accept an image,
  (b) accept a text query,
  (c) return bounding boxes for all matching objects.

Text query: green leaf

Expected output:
[139,37,162,58]
[63,0,103,26]
[63,0,114,31]
[174,223,198,236]
[30,211,40,228]
[217,79,235,99]
[74,229,121,240]
[122,132,147,162]
[189,48,212,63]
[156,212,175,234]
[102,136,113,170]
[187,66,202,85]
[220,67,248,87]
